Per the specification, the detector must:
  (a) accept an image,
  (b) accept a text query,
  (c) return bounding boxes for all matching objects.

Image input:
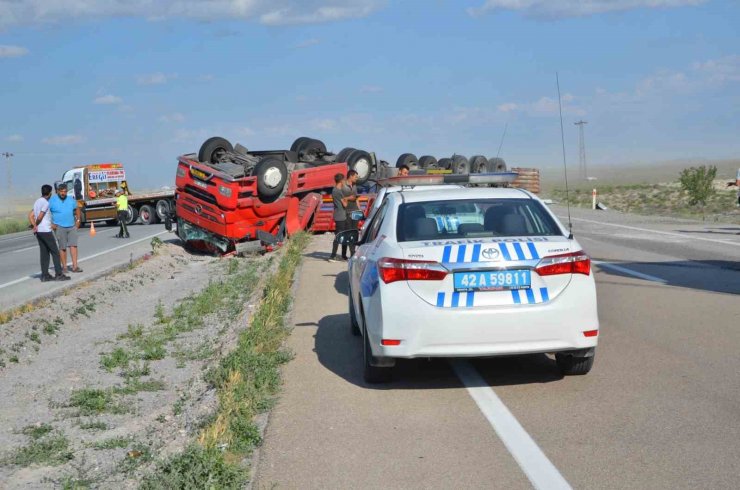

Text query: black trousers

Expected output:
[331,219,357,258]
[36,232,62,277]
[117,211,129,237]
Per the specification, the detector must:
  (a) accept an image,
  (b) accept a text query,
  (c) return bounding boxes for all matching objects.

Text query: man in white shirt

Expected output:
[29,184,69,282]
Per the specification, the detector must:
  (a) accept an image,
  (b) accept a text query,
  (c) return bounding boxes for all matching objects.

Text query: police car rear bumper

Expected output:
[368,279,599,359]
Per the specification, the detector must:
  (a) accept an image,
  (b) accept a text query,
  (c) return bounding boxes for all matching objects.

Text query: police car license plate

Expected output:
[454,270,531,292]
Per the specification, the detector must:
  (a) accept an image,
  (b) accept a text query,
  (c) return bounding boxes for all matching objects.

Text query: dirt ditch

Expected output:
[0,242,276,487]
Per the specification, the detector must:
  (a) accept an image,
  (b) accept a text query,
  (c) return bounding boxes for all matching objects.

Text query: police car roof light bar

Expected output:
[377,172,518,188]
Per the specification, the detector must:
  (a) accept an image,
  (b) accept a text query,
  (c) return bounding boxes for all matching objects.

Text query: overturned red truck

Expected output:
[171,136,375,253]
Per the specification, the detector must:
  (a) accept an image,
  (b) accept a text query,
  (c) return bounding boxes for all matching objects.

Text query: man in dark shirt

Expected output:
[341,170,360,257]
[329,173,350,262]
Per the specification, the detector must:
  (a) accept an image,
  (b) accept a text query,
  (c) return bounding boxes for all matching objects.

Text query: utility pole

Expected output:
[1,152,13,216]
[574,120,587,180]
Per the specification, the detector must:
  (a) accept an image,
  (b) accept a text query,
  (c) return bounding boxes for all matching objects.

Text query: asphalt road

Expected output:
[0,223,170,310]
[255,209,740,489]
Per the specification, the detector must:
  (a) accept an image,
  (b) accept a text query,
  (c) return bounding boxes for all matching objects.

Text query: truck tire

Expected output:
[452,155,470,174]
[418,155,438,169]
[125,205,138,225]
[437,158,453,171]
[292,137,327,157]
[254,157,288,201]
[487,157,507,172]
[396,153,418,169]
[469,155,488,173]
[139,204,158,225]
[346,149,373,184]
[290,137,312,153]
[336,147,356,164]
[155,200,171,221]
[199,137,233,164]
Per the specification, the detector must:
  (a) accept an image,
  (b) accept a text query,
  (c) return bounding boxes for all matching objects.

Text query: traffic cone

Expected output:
[89,221,96,237]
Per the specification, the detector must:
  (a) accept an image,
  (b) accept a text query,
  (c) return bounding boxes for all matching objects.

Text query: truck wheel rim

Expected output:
[264,167,283,188]
[354,158,370,179]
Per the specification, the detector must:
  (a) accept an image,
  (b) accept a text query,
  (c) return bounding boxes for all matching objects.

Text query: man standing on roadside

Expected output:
[329,173,349,262]
[342,169,360,258]
[28,185,69,282]
[49,183,83,274]
[115,189,130,238]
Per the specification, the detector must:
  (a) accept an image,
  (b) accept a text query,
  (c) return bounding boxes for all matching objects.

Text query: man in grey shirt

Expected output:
[29,184,69,281]
[329,173,350,262]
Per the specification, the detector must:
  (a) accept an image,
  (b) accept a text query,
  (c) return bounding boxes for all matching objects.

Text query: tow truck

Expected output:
[172,136,376,253]
[58,163,175,226]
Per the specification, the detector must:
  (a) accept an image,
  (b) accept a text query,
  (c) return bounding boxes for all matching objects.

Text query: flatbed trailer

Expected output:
[58,163,175,226]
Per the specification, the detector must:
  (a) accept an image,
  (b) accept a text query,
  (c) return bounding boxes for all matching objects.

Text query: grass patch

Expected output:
[0,217,29,236]
[117,442,153,474]
[92,437,130,450]
[41,317,65,335]
[78,420,109,431]
[100,347,133,372]
[0,301,45,326]
[67,388,126,416]
[117,323,144,341]
[140,444,247,489]
[22,423,55,440]
[143,233,308,485]
[4,430,73,467]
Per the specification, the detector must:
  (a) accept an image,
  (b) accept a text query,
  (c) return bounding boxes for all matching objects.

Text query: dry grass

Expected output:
[548,181,739,223]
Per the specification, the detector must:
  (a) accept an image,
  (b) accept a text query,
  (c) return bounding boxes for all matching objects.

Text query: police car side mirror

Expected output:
[334,229,359,245]
[349,210,365,221]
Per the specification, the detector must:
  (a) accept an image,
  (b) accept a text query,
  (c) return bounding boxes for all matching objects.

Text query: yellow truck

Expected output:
[57,163,175,226]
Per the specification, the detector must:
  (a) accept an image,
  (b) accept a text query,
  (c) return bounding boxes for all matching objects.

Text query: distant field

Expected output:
[539,158,739,191]
[546,181,739,224]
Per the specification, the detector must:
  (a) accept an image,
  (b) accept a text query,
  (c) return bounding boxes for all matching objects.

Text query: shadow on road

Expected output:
[595,259,740,295]
[310,265,565,389]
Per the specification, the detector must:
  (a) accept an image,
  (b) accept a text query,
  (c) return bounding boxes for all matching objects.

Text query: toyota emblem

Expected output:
[481,247,500,260]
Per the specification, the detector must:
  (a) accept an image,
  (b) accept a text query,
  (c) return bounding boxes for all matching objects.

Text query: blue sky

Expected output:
[1,0,739,192]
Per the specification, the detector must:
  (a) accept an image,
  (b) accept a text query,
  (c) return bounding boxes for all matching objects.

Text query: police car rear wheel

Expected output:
[555,351,595,375]
[349,295,361,337]
[363,330,392,383]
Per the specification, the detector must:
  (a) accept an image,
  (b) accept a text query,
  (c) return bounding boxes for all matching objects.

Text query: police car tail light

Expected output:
[378,257,448,283]
[535,251,591,276]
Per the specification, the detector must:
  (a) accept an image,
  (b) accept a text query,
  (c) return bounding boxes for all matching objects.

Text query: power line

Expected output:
[574,120,588,180]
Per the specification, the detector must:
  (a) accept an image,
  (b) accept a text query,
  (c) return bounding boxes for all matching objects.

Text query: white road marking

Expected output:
[592,260,668,284]
[0,230,169,290]
[563,216,740,247]
[451,360,572,490]
[10,227,118,254]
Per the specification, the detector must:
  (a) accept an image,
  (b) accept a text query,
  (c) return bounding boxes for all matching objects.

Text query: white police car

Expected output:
[346,176,599,383]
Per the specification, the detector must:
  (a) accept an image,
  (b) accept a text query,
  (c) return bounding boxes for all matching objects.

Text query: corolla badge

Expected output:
[481,247,500,260]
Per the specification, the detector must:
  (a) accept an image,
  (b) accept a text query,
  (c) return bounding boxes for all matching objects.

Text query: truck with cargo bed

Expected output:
[58,163,175,226]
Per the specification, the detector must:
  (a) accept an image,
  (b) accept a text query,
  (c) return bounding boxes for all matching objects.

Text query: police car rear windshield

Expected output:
[396,199,562,242]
